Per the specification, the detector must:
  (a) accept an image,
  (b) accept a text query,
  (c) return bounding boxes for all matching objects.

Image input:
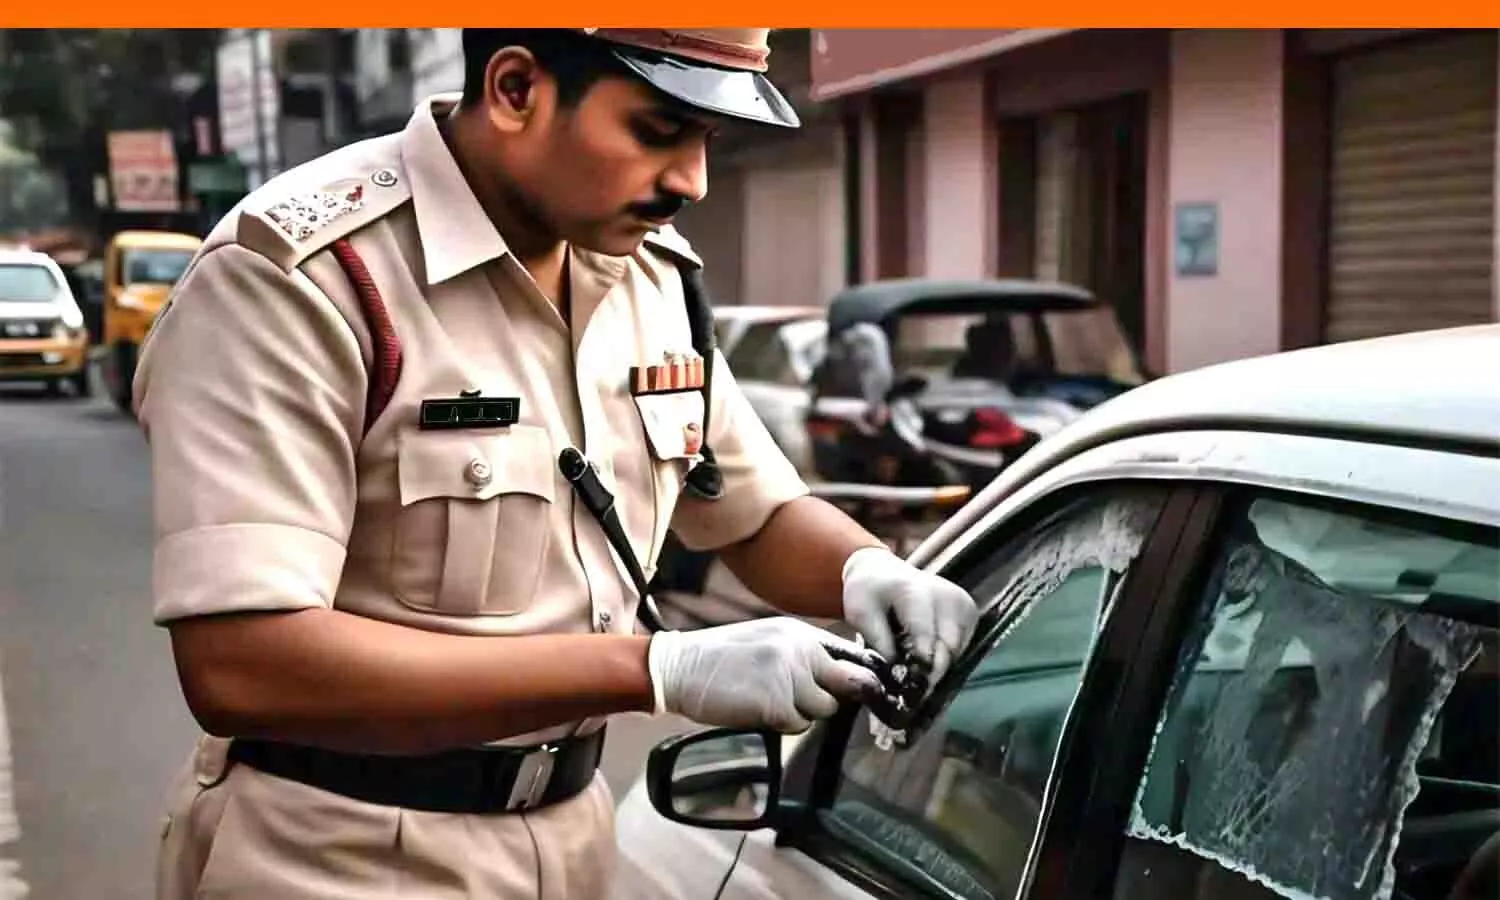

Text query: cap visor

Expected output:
[610,49,801,129]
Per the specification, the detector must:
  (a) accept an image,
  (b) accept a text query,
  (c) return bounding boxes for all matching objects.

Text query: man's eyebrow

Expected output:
[639,101,717,132]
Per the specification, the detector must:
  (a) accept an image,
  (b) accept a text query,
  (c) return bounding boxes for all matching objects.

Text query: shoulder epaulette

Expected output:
[641,225,703,270]
[236,166,412,273]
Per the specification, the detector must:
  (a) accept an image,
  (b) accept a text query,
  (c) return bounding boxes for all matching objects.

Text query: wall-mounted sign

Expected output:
[106,130,180,213]
[1174,202,1219,278]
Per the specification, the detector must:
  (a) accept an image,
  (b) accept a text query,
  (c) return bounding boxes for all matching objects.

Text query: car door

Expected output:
[1026,473,1500,900]
[710,479,1215,900]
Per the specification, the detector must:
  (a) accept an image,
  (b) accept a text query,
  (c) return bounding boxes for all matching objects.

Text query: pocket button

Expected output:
[464,456,493,489]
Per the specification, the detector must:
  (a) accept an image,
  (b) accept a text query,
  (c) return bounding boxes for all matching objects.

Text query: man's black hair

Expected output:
[460,29,629,108]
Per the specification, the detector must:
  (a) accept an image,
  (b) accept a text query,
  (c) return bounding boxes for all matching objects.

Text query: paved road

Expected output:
[0,374,692,900]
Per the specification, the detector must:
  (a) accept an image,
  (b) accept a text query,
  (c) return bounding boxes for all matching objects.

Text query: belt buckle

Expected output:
[504,743,558,812]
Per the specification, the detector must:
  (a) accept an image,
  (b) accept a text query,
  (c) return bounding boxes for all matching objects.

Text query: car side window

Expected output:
[726,323,796,385]
[1114,492,1499,900]
[819,488,1170,900]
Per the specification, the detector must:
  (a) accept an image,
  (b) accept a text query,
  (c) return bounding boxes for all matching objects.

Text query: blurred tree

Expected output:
[0,29,222,226]
[0,119,66,234]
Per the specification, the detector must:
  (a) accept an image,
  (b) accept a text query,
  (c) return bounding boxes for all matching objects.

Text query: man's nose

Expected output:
[660,142,709,205]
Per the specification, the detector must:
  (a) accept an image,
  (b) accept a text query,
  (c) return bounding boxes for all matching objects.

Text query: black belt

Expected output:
[227,727,606,815]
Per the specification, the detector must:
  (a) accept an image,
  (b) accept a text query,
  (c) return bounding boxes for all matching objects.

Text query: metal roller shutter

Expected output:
[1326,31,1497,343]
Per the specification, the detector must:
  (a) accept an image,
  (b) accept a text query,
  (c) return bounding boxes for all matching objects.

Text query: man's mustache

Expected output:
[627,194,689,221]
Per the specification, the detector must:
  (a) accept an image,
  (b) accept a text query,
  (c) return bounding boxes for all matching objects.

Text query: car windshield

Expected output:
[891,306,1146,386]
[0,263,61,303]
[123,248,194,286]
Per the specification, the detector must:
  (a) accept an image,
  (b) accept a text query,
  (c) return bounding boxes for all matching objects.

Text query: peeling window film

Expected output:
[1126,496,1495,900]
[833,490,1165,900]
[976,490,1164,632]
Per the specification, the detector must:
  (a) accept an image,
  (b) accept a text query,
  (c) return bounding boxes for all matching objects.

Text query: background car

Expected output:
[715,305,826,361]
[96,228,202,414]
[611,324,1500,900]
[0,247,91,397]
[714,305,826,474]
[808,279,1149,493]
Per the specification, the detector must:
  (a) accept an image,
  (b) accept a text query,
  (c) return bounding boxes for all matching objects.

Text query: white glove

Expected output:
[647,617,884,733]
[841,546,979,685]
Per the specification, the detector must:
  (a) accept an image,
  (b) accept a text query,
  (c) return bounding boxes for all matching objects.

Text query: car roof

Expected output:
[827,278,1097,335]
[0,248,61,268]
[1008,324,1500,483]
[111,230,203,249]
[714,305,823,324]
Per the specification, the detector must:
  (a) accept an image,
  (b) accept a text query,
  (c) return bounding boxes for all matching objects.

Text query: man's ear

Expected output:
[483,48,541,133]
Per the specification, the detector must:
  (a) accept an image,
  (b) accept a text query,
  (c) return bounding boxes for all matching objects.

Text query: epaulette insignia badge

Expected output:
[264,184,366,242]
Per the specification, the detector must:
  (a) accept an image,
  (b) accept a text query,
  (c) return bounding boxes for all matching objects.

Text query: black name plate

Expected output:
[418,396,521,431]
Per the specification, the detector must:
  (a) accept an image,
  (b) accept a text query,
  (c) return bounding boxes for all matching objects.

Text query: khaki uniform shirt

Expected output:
[135,94,809,747]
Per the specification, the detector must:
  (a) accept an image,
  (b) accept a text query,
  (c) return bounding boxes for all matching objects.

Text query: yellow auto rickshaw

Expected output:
[98,229,202,413]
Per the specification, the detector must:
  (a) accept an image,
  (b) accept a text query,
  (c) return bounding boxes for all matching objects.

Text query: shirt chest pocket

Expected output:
[391,425,555,617]
[633,390,705,566]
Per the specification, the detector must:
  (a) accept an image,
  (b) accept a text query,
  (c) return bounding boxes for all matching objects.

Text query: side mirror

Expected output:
[645,727,783,831]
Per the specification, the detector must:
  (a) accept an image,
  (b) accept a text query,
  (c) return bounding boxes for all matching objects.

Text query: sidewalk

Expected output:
[0,658,28,900]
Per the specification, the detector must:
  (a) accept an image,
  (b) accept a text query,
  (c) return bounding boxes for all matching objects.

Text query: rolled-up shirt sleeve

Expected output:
[669,350,810,552]
[134,243,365,625]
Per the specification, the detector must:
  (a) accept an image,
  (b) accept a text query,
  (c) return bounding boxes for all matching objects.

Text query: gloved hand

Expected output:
[841,546,979,686]
[647,617,885,733]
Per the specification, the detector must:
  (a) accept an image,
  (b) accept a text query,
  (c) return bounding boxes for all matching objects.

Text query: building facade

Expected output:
[409,29,465,103]
[667,29,850,309]
[352,29,414,139]
[214,29,359,188]
[814,28,1500,374]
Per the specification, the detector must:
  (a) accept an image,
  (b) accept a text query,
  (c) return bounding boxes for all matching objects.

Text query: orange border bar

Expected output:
[4,12,1500,26]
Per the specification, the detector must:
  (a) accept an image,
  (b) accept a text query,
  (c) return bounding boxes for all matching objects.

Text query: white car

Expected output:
[611,325,1500,900]
[0,248,91,396]
[714,306,827,474]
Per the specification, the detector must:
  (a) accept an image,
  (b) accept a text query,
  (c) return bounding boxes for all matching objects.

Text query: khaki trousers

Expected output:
[157,736,617,900]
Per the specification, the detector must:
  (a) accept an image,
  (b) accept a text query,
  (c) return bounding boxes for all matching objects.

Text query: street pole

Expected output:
[323,29,343,151]
[249,29,271,186]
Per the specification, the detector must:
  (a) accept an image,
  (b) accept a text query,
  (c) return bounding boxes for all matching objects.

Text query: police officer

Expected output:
[136,28,978,899]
